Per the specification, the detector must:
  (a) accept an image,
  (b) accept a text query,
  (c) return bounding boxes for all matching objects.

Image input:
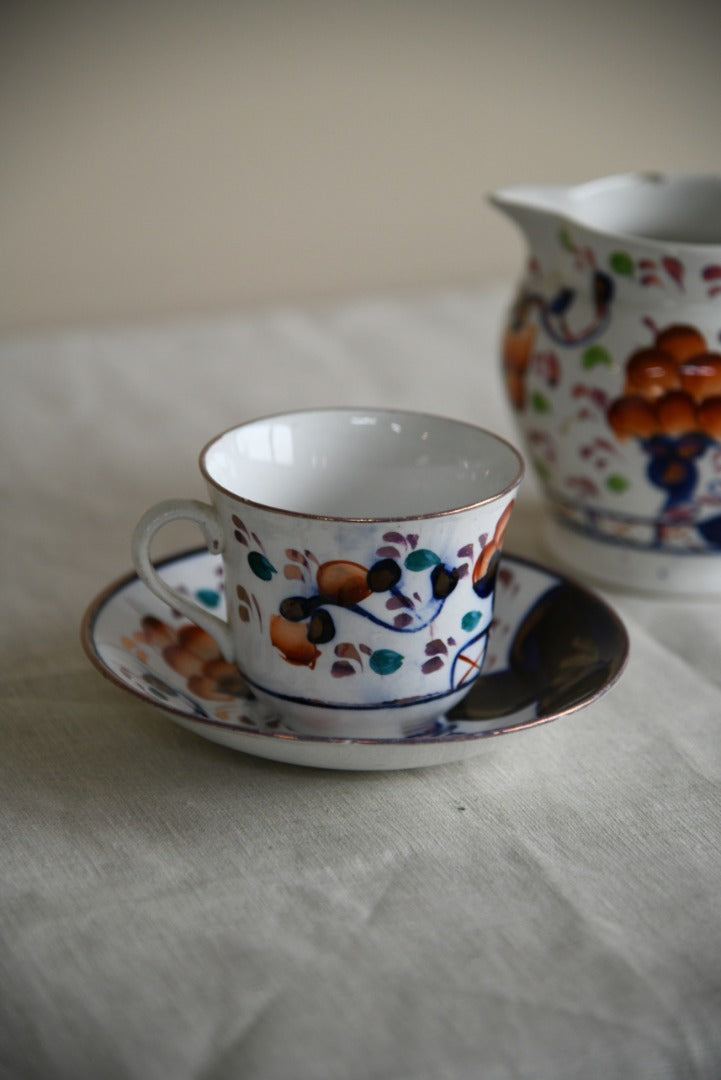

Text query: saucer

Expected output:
[81,549,628,771]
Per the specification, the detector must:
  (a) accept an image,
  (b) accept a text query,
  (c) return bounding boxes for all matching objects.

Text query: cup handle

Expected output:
[131,499,234,661]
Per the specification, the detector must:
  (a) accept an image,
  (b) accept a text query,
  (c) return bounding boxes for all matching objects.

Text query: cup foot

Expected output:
[249,683,475,740]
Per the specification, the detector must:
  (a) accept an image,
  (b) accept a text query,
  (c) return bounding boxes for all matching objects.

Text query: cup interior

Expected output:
[202,409,523,519]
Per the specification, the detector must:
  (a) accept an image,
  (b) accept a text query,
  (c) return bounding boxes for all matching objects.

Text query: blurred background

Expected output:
[2,0,721,333]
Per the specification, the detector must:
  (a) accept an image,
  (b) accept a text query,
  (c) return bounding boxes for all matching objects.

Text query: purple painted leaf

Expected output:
[331,661,356,678]
[376,546,400,559]
[383,531,406,545]
[457,543,473,559]
[394,613,413,629]
[234,530,248,545]
[425,639,447,656]
[662,256,684,289]
[457,565,469,579]
[422,656,444,674]
[406,534,419,549]
[702,264,721,280]
[359,643,373,655]
[335,642,361,663]
[386,594,413,610]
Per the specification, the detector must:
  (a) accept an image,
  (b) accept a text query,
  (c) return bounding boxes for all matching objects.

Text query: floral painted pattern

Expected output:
[502,228,721,554]
[98,555,527,737]
[231,505,513,692]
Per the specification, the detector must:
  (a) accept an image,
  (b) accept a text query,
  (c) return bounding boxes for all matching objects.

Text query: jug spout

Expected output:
[489,183,571,251]
[490,183,571,217]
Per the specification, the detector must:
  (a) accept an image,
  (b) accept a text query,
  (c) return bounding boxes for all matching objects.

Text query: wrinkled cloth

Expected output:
[2,285,720,1080]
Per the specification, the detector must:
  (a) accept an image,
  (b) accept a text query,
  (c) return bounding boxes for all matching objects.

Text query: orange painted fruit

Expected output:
[655,391,697,435]
[608,395,658,438]
[472,500,514,584]
[177,623,221,661]
[316,561,371,605]
[162,645,206,677]
[678,353,721,401]
[270,615,321,668]
[502,322,536,409]
[654,324,707,363]
[624,348,681,398]
[697,396,721,438]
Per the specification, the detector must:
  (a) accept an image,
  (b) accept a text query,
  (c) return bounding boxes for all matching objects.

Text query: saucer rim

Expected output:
[80,548,629,748]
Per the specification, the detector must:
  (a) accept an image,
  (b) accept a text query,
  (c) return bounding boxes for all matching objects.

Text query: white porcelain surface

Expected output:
[202,408,523,518]
[544,513,721,597]
[82,548,628,771]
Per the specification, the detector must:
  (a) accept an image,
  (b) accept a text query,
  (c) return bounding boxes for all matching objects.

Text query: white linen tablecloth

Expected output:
[2,284,720,1080]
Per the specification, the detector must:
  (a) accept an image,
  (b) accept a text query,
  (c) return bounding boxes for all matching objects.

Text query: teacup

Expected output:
[131,408,523,737]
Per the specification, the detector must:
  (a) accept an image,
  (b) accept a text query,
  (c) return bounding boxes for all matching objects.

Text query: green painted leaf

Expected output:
[461,610,482,632]
[558,226,575,252]
[369,649,404,676]
[404,549,441,571]
[531,391,551,413]
[196,588,221,608]
[609,250,635,276]
[533,457,551,483]
[247,551,276,581]
[606,473,630,494]
[582,345,612,369]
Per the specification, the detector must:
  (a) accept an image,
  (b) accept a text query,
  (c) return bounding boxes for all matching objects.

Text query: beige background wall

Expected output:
[2,0,721,333]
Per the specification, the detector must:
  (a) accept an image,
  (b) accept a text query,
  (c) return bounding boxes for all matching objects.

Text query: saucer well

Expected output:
[81,549,628,771]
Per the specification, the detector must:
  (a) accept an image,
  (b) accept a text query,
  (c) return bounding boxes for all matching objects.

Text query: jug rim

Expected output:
[490,171,721,253]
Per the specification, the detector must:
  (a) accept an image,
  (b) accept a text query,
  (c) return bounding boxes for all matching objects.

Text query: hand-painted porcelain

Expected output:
[81,548,628,771]
[492,172,721,595]
[132,409,523,737]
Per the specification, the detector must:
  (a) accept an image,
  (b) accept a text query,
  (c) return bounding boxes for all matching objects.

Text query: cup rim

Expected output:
[198,406,525,522]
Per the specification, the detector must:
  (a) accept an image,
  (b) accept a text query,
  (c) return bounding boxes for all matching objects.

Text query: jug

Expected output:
[491,172,721,595]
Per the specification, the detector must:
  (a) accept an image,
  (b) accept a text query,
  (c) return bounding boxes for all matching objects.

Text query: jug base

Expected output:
[542,513,721,598]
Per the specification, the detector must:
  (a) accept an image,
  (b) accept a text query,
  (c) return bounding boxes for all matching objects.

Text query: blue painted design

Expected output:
[369,649,404,676]
[461,610,482,632]
[248,551,277,581]
[196,588,221,608]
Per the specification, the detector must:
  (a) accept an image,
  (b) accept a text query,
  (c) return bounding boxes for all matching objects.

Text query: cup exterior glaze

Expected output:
[492,172,721,595]
[209,488,516,736]
[132,410,523,737]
